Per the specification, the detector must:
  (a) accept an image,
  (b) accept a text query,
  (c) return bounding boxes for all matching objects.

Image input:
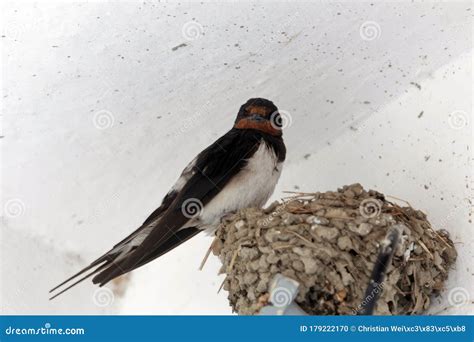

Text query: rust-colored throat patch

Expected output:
[234,118,282,136]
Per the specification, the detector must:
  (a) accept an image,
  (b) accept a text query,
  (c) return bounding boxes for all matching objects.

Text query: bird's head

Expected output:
[234,98,283,136]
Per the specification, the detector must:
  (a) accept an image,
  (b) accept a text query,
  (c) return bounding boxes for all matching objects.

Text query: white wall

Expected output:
[1,1,472,315]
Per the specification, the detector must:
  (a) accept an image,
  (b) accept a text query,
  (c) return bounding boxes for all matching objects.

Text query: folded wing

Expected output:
[50,129,261,298]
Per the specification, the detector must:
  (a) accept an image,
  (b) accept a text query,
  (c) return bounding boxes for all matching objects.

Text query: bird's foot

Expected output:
[220,210,237,224]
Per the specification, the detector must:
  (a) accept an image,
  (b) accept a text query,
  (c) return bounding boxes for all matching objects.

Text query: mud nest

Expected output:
[214,184,457,315]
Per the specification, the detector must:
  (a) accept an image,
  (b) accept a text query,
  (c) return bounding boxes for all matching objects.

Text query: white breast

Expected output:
[198,140,283,231]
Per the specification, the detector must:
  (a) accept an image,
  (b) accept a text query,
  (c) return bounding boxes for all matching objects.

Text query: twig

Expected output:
[273,244,295,250]
[386,195,413,208]
[289,231,318,248]
[282,190,318,195]
[199,237,217,271]
[393,284,408,296]
[227,244,242,274]
[418,240,434,260]
[432,229,453,249]
[217,277,226,294]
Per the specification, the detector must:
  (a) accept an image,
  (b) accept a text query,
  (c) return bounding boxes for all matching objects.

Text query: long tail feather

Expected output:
[49,257,109,293]
[49,261,111,300]
[92,227,200,286]
[50,227,200,298]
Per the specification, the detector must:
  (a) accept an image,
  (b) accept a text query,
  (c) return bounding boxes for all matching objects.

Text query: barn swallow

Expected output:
[50,98,286,299]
